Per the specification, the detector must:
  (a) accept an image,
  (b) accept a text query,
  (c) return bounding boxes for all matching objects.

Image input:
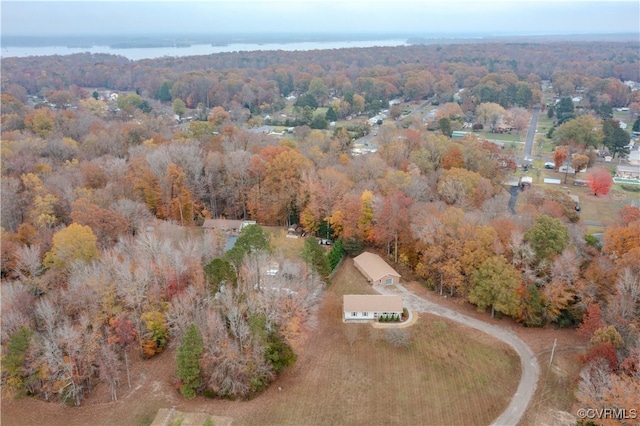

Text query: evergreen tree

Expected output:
[301,237,330,277]
[327,240,345,271]
[603,119,631,158]
[155,81,173,102]
[633,117,640,133]
[2,326,33,397]
[176,324,204,399]
[547,105,554,119]
[294,93,318,109]
[265,332,297,373]
[555,97,575,125]
[438,117,453,137]
[325,106,338,122]
[311,113,328,130]
[225,224,269,267]
[204,258,237,295]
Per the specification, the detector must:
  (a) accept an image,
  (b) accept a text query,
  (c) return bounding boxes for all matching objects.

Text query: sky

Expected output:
[1,0,639,37]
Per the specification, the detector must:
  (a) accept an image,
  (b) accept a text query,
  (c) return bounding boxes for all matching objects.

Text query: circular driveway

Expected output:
[375,284,540,426]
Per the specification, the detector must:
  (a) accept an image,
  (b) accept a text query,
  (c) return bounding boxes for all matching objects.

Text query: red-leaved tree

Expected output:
[587,167,613,196]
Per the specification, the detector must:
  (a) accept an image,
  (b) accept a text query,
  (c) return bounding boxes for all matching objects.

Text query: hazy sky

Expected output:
[2,0,639,37]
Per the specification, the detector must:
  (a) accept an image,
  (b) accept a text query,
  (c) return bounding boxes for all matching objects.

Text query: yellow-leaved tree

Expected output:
[44,223,99,269]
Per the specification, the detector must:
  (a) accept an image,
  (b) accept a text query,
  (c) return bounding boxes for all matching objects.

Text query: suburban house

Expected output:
[202,219,243,234]
[343,295,403,321]
[353,252,401,286]
[203,219,256,235]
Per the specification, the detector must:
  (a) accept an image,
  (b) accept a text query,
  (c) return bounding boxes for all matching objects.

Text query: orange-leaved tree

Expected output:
[587,167,613,196]
[553,146,569,171]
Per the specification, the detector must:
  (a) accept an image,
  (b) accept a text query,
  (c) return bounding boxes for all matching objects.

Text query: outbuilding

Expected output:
[353,252,401,286]
[203,219,243,234]
[343,295,403,321]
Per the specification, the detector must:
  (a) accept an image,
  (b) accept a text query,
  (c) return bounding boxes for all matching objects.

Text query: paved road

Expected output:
[405,97,435,118]
[522,105,541,164]
[584,220,606,227]
[375,284,540,426]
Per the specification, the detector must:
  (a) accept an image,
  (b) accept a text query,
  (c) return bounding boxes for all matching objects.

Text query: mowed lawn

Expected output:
[235,259,520,426]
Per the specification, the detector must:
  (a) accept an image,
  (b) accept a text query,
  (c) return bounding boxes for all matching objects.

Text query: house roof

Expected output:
[202,219,243,230]
[353,252,401,282]
[343,295,403,312]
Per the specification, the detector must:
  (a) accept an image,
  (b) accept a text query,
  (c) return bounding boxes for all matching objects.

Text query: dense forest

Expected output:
[1,40,639,415]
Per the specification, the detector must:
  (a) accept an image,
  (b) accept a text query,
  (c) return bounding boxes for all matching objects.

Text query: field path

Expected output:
[375,283,540,426]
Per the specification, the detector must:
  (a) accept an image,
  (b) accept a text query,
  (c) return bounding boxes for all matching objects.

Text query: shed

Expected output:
[451,131,469,139]
[353,252,401,286]
[343,295,403,321]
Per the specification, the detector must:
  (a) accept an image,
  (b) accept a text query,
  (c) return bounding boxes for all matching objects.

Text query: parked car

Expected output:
[544,162,555,169]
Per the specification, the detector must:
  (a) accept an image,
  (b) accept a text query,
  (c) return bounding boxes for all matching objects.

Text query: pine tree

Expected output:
[301,237,330,277]
[2,326,33,397]
[175,324,204,399]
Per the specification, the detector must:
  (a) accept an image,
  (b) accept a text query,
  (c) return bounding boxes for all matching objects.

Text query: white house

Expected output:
[353,252,401,286]
[343,295,403,321]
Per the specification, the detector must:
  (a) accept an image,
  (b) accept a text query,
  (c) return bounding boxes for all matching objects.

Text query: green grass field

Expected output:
[472,130,521,142]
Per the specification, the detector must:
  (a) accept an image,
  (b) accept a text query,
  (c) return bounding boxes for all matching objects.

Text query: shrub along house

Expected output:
[353,252,401,286]
[343,295,403,321]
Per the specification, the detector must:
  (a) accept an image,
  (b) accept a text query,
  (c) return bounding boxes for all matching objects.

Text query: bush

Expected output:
[585,234,601,249]
[621,184,640,193]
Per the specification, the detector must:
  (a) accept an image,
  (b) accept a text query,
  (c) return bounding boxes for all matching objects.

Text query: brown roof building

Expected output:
[353,252,401,286]
[202,219,243,234]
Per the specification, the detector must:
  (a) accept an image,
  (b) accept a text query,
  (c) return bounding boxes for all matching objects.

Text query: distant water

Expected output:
[1,39,409,60]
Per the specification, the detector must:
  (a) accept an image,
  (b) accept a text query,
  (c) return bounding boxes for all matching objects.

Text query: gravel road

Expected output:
[375,283,540,426]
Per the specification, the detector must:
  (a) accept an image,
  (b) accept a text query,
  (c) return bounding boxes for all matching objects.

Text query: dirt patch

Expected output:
[151,409,232,426]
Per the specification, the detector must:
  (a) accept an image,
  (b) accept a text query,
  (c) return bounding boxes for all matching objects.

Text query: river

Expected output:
[1,39,409,61]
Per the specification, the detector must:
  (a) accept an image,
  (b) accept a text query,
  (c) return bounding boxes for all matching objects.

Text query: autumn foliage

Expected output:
[2,40,639,407]
[587,167,614,196]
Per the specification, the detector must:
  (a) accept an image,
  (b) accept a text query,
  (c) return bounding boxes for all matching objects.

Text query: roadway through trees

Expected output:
[523,104,541,164]
[374,283,540,426]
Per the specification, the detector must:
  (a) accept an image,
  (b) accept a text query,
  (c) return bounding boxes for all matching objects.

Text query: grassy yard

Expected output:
[235,259,520,425]
[472,130,522,142]
[520,168,630,227]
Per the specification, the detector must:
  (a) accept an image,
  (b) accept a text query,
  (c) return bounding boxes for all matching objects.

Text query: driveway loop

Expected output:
[374,283,540,426]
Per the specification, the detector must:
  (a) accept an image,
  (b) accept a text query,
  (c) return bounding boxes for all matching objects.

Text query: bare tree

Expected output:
[385,328,412,348]
[1,282,35,341]
[344,323,359,347]
[98,345,121,401]
[14,244,43,281]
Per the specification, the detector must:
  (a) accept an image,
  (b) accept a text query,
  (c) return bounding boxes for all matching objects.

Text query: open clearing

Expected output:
[2,259,520,426]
